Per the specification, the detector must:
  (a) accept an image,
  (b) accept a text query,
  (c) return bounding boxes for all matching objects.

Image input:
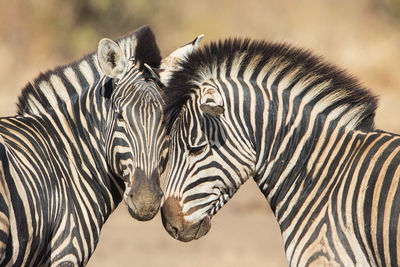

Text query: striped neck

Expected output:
[252,63,378,203]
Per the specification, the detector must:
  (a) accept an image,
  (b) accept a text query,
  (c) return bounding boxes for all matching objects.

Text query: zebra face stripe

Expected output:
[106,62,166,221]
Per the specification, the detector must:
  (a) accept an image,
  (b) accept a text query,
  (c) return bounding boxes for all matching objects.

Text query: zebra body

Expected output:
[0,26,166,266]
[160,39,400,266]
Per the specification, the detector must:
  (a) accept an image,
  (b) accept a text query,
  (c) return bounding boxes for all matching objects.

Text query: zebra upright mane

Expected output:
[17,25,162,115]
[163,38,378,132]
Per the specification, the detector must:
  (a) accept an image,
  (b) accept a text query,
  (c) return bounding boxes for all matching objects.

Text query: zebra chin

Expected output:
[124,197,160,221]
[126,202,159,221]
[161,197,211,242]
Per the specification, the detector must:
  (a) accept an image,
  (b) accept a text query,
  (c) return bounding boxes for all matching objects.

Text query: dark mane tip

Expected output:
[134,25,161,68]
[17,82,36,115]
[163,38,378,132]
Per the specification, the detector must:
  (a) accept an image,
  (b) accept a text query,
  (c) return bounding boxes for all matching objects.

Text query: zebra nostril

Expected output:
[149,205,159,215]
[166,222,180,238]
[171,225,179,238]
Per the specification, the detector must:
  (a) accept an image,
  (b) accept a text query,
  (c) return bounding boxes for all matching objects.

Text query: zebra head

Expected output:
[97,29,166,221]
[160,83,249,241]
[160,41,258,242]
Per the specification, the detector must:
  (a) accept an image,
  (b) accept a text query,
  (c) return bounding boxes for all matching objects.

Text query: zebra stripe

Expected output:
[159,38,400,266]
[0,26,166,266]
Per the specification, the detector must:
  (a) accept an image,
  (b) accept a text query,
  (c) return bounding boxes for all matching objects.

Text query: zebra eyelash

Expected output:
[116,112,125,122]
[112,105,125,123]
[187,144,207,156]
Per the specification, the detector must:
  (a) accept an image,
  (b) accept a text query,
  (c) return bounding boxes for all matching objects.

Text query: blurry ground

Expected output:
[1,0,400,266]
[89,183,286,267]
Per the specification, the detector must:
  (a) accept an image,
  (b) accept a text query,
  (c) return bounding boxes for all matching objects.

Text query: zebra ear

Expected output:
[143,63,160,82]
[200,86,224,116]
[159,34,204,86]
[97,38,127,79]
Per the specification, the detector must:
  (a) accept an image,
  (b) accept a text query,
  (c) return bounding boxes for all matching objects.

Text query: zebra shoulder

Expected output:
[0,136,10,264]
[0,135,7,163]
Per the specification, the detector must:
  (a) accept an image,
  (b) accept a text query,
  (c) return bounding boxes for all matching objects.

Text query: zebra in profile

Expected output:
[160,38,400,266]
[0,26,167,266]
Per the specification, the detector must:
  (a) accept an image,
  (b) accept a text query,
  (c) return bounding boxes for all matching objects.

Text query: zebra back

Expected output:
[17,25,161,116]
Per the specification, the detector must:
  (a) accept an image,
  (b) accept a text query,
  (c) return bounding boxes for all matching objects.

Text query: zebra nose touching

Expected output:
[124,168,163,221]
[161,197,211,242]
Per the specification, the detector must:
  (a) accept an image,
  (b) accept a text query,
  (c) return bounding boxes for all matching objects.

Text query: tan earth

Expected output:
[88,183,287,267]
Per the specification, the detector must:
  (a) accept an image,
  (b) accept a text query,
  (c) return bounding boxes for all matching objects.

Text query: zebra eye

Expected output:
[187,144,206,156]
[159,161,166,174]
[117,113,125,122]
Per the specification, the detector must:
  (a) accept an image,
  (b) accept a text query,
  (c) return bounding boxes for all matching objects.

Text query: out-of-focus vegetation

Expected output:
[0,0,172,59]
[381,0,400,22]
[2,0,400,58]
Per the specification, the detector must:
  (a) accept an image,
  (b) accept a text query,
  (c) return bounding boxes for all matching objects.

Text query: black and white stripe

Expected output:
[160,38,400,266]
[0,25,166,266]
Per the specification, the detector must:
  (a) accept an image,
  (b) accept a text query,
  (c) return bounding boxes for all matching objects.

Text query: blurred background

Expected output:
[1,0,400,266]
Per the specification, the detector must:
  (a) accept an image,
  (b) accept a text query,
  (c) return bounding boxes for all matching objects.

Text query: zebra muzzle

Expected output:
[123,168,163,221]
[161,197,211,242]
